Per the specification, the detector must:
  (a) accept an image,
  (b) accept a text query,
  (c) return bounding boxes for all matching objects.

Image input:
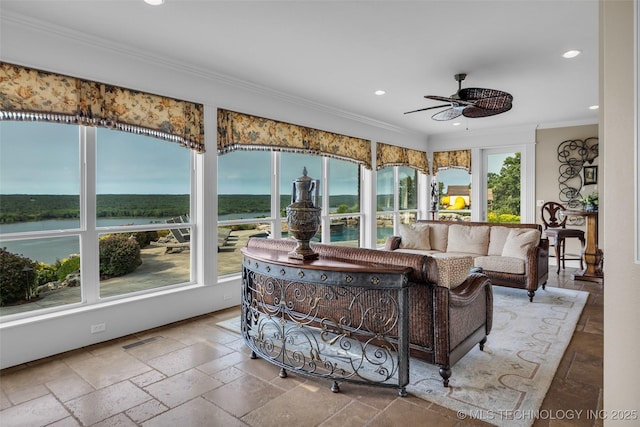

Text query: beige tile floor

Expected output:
[0,265,603,427]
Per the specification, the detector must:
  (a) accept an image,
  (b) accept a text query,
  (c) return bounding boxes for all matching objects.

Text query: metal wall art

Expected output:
[557,137,599,209]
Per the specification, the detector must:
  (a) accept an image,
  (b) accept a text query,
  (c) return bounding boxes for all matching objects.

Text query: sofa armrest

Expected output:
[449,272,493,335]
[384,236,402,251]
[523,238,549,290]
[433,272,493,365]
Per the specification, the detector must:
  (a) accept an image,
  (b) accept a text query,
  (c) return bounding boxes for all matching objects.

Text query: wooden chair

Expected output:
[541,202,585,274]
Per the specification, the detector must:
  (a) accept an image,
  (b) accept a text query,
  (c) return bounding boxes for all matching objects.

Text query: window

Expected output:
[485,151,521,223]
[96,128,192,298]
[0,122,193,318]
[217,151,272,276]
[327,158,361,247]
[437,168,472,220]
[217,151,363,275]
[376,166,418,244]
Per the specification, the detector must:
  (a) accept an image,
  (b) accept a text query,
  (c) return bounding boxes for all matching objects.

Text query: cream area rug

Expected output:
[217,286,588,427]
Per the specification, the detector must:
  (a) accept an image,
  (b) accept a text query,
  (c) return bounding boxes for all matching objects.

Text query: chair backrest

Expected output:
[166,216,191,243]
[541,201,567,229]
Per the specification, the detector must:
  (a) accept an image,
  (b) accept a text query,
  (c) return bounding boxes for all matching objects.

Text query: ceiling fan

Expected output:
[404,73,513,121]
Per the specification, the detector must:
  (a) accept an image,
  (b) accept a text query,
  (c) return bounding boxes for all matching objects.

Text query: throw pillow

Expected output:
[487,226,512,255]
[428,223,449,252]
[447,224,490,255]
[399,223,431,250]
[501,228,542,260]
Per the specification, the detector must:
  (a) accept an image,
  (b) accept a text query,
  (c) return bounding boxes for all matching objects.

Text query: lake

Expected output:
[1,217,393,264]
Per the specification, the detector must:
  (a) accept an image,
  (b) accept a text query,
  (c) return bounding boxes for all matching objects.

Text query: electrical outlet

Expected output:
[90,323,106,334]
[223,294,232,300]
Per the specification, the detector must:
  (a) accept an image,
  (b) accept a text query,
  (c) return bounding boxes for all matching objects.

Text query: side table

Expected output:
[561,209,604,283]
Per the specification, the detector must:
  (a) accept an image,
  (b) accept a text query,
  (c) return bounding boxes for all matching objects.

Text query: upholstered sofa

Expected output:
[244,237,493,387]
[384,220,549,301]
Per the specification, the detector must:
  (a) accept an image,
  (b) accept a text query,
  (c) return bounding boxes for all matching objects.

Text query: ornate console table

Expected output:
[241,246,412,396]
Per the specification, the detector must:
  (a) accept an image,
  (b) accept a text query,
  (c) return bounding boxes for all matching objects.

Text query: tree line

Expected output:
[1,194,361,223]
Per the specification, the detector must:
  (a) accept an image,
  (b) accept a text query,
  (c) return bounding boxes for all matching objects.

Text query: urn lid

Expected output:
[295,167,313,184]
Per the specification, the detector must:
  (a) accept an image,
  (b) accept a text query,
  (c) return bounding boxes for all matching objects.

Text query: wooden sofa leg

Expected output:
[527,290,535,302]
[439,366,451,387]
[479,337,487,351]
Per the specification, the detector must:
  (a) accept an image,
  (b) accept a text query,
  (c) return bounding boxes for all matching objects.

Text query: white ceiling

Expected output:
[0,0,599,138]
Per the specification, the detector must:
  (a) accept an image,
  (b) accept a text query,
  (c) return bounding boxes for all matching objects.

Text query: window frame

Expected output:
[0,123,196,321]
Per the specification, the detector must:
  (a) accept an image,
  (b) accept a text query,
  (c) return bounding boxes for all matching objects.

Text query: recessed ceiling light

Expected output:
[374,90,386,96]
[589,105,599,110]
[562,50,582,59]
[144,0,164,5]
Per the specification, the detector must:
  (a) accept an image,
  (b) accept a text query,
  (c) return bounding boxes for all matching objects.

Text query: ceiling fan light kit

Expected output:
[405,73,513,121]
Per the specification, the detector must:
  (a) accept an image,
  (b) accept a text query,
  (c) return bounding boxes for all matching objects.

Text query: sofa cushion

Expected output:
[433,255,474,289]
[487,226,512,255]
[428,223,449,252]
[399,223,431,250]
[447,224,490,256]
[474,255,526,275]
[501,228,541,260]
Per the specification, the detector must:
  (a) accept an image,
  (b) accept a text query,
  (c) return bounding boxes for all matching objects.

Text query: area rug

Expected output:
[217,286,588,427]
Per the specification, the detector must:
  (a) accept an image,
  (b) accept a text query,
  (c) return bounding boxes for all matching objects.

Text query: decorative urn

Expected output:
[286,167,321,260]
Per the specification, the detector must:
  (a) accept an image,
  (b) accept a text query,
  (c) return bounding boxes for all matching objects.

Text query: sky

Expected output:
[1,121,512,196]
[0,121,190,195]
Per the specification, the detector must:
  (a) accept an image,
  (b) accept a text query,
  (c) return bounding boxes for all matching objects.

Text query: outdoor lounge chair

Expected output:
[150,216,191,253]
[218,227,237,252]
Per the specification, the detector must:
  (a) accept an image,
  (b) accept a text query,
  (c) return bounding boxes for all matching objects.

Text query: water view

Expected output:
[1,216,383,265]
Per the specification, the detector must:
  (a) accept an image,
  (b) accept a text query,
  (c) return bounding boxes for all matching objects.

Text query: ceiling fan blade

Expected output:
[462,103,512,118]
[473,94,513,110]
[431,107,463,121]
[404,104,450,114]
[424,95,455,103]
[458,88,513,102]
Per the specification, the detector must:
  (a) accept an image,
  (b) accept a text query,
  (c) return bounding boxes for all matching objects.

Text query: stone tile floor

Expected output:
[0,266,603,426]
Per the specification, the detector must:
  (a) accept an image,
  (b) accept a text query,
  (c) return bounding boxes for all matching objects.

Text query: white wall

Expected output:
[601,0,640,422]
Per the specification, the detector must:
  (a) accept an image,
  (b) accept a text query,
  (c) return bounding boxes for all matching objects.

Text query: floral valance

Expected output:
[217,109,372,169]
[433,149,472,172]
[0,62,205,153]
[376,142,429,174]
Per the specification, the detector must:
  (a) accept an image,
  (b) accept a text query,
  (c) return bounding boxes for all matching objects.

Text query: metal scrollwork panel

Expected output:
[557,137,599,222]
[241,261,409,395]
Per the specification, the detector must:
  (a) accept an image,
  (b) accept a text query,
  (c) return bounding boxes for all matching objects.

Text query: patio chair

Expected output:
[150,216,191,253]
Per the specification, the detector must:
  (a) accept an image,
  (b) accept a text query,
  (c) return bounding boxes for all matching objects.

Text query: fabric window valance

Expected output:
[433,149,471,172]
[217,109,372,169]
[0,62,205,153]
[376,142,429,174]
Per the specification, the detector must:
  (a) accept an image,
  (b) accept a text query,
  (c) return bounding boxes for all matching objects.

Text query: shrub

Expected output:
[0,248,37,306]
[130,231,159,248]
[99,234,142,278]
[487,212,521,223]
[36,262,58,286]
[57,256,81,282]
